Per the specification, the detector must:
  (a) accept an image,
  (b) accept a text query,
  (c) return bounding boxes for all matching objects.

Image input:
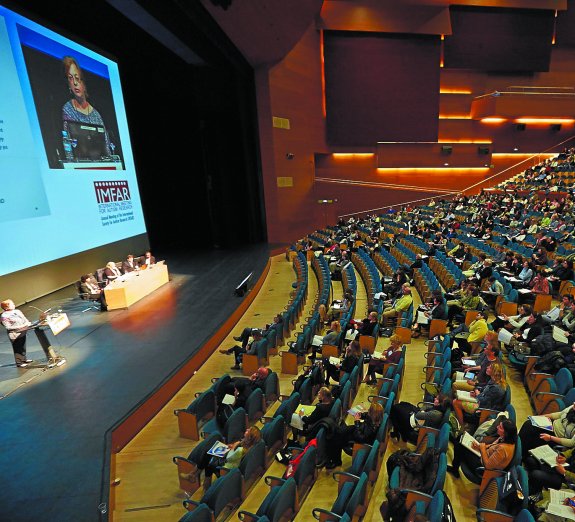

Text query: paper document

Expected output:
[498,328,514,345]
[546,489,575,521]
[517,288,532,294]
[222,394,236,405]
[345,329,358,341]
[529,445,559,467]
[290,404,317,429]
[553,326,570,344]
[207,441,230,457]
[372,351,384,360]
[297,404,316,416]
[456,390,478,403]
[312,335,324,347]
[329,356,341,366]
[460,432,481,457]
[416,310,429,324]
[290,413,304,430]
[546,307,561,322]
[348,404,367,416]
[529,415,554,432]
[461,358,475,366]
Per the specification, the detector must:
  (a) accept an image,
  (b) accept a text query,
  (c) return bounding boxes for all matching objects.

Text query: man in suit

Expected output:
[139,251,156,267]
[79,275,108,311]
[121,254,137,274]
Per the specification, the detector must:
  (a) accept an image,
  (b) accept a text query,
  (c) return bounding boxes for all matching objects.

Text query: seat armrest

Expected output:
[172,456,193,465]
[332,471,360,483]
[476,508,515,522]
[534,391,563,399]
[352,442,373,456]
[367,394,389,404]
[311,509,343,521]
[183,499,201,510]
[238,511,262,522]
[264,476,286,487]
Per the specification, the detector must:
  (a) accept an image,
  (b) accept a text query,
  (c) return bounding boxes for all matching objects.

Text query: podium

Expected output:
[27,313,70,362]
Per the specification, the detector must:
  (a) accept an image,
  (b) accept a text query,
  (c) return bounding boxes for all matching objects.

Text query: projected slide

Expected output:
[0,6,146,276]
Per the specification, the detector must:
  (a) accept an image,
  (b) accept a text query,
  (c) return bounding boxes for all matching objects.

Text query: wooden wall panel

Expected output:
[255,24,328,244]
[324,31,440,145]
[444,6,555,71]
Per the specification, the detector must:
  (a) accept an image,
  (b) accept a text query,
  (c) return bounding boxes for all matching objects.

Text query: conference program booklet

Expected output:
[456,390,478,403]
[207,441,230,457]
[529,445,562,467]
[460,432,481,457]
[312,335,324,347]
[348,404,367,417]
[546,489,575,521]
[222,394,236,405]
[290,404,317,430]
[529,415,554,431]
[553,326,570,344]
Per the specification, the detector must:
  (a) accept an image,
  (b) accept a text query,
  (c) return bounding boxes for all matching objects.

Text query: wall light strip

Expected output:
[315,177,460,194]
[481,117,507,123]
[439,115,472,119]
[492,153,556,158]
[320,30,326,119]
[437,140,492,144]
[515,118,575,124]
[439,89,472,94]
[332,153,375,158]
[376,167,490,172]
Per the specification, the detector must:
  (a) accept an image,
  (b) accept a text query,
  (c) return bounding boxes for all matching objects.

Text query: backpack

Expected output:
[534,350,565,373]
[216,403,234,426]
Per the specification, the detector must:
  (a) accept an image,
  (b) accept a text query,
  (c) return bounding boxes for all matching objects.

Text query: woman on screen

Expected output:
[61,56,112,160]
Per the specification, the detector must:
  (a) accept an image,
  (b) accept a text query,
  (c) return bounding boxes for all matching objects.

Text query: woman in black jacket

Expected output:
[299,386,334,435]
[323,340,361,386]
[326,402,384,469]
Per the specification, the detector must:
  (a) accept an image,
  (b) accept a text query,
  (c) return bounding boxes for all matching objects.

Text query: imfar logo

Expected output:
[94,180,131,203]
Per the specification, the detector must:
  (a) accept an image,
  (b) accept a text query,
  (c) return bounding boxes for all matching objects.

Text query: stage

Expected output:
[0,244,271,521]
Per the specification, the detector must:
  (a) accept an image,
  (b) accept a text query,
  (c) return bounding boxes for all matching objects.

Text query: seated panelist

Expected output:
[104,261,122,282]
[79,275,108,311]
[139,251,155,267]
[121,254,138,274]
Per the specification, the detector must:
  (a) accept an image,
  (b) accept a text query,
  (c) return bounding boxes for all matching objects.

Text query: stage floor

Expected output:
[0,244,270,521]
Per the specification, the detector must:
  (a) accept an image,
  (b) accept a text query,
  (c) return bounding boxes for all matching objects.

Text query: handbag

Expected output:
[500,467,524,500]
